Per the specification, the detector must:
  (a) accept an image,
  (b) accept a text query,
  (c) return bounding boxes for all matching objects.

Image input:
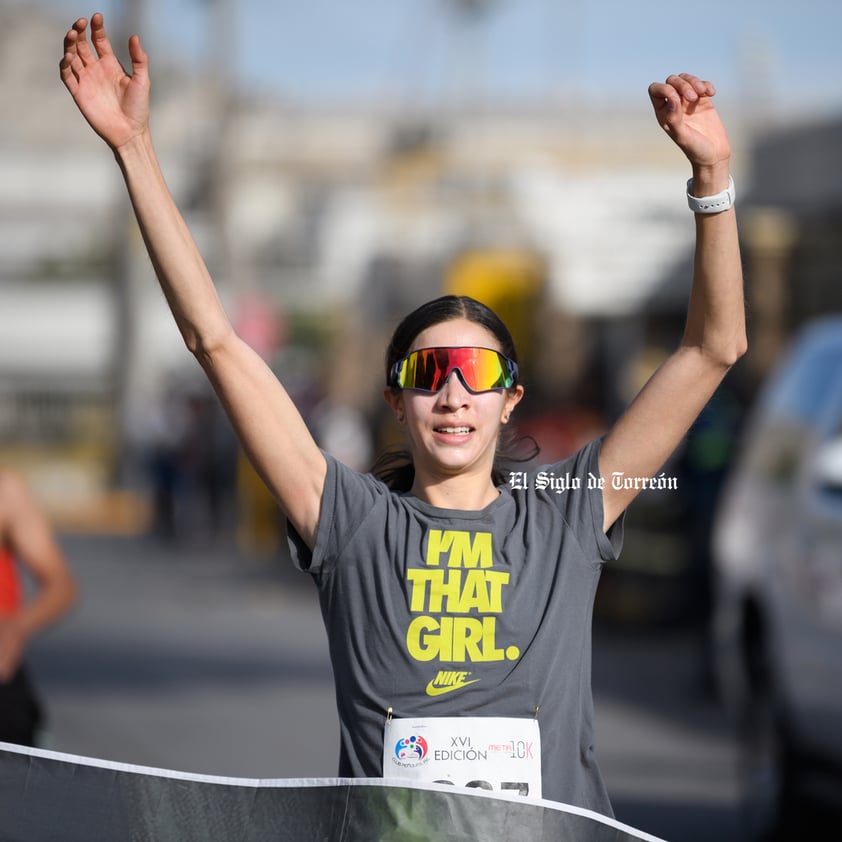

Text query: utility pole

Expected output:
[444,0,499,112]
[205,0,240,297]
[111,0,147,486]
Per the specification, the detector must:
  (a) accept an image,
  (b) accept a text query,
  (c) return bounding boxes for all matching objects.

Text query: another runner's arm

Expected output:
[0,471,76,681]
[59,15,325,546]
[599,74,746,531]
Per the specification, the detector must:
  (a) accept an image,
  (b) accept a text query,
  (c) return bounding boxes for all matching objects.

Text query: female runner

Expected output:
[60,13,745,815]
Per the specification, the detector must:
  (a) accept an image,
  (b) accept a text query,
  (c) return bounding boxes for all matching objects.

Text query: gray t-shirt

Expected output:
[289,438,623,815]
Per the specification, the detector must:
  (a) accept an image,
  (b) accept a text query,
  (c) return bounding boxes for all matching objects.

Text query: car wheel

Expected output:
[736,638,807,840]
[738,688,786,839]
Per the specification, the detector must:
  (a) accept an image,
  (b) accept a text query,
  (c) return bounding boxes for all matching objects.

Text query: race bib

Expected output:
[383,716,541,799]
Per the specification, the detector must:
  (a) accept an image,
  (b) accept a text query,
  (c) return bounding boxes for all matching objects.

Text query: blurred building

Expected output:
[1,7,124,527]
[739,117,842,393]
[6,2,766,534]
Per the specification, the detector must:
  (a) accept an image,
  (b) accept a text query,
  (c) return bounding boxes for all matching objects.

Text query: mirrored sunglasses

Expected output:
[390,346,518,394]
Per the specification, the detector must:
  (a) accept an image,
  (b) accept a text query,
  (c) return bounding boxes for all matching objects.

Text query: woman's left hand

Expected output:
[648,73,730,168]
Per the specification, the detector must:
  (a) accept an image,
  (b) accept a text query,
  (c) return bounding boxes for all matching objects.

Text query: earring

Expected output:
[397,414,405,425]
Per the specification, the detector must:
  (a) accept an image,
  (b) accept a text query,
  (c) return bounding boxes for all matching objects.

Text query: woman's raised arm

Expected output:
[599,74,747,531]
[60,15,326,547]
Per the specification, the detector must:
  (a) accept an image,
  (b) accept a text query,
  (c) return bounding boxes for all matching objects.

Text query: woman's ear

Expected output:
[383,387,405,423]
[502,385,525,422]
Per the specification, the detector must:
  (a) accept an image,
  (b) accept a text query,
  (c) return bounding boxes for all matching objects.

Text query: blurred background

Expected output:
[5,0,842,839]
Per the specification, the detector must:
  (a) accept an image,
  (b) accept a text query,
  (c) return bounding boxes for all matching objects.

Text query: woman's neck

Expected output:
[410,468,500,510]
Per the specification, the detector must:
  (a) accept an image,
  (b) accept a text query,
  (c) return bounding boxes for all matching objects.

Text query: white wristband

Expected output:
[686,175,735,214]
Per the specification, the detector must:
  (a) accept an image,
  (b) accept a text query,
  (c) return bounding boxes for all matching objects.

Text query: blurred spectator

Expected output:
[179,389,239,542]
[0,467,76,746]
[130,384,191,543]
[679,386,742,624]
[129,378,240,545]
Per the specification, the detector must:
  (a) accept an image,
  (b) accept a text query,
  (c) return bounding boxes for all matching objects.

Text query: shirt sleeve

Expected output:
[287,452,387,576]
[541,437,624,564]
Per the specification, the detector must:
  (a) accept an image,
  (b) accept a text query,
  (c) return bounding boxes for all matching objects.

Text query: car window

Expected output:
[763,344,842,424]
[742,324,842,489]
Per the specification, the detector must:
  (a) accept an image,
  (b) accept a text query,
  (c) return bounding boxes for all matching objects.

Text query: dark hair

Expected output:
[371,295,538,490]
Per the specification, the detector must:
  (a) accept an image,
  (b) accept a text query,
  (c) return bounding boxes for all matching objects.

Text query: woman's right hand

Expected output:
[60,13,150,151]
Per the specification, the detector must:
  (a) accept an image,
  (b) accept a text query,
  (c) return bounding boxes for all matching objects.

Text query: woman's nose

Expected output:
[437,370,471,408]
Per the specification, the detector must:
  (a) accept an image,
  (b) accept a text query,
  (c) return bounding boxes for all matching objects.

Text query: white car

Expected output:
[712,315,842,837]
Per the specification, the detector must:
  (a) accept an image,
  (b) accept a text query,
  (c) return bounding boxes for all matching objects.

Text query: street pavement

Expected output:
[24,532,748,842]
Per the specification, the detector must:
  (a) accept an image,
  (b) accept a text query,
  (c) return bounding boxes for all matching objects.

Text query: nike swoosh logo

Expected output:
[425,678,480,697]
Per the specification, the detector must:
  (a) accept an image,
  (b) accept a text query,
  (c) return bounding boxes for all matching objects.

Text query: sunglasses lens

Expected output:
[395,348,516,393]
